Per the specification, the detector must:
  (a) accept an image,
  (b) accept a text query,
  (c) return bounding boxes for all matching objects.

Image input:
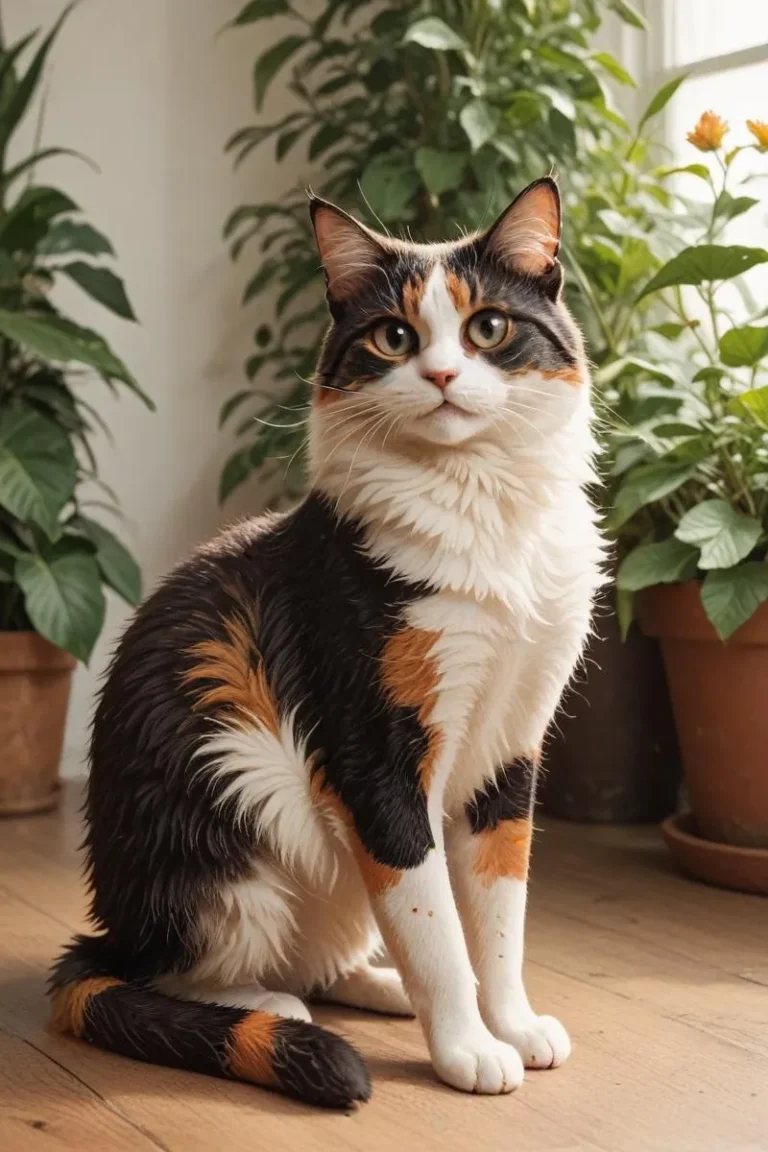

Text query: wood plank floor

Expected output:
[1,782,766,1152]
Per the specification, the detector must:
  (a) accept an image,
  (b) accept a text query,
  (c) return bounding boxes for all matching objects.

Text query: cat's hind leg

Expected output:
[315,962,414,1017]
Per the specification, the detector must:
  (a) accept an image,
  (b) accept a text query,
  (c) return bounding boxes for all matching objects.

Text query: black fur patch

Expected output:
[466,757,537,833]
[272,1019,371,1109]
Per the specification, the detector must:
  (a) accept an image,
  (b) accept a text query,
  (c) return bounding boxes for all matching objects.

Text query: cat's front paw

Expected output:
[492,1014,571,1069]
[431,1030,525,1094]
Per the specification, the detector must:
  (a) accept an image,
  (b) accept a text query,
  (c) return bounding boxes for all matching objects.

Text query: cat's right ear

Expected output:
[309,196,386,310]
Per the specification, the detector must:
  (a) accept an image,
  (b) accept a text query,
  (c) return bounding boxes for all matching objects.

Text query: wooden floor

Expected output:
[1,783,767,1152]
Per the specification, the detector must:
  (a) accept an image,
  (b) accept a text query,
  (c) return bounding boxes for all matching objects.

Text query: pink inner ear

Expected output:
[312,207,383,301]
[487,184,561,277]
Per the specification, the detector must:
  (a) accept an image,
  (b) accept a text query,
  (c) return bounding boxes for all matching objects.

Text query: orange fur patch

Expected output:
[445,270,472,315]
[50,976,123,1037]
[474,817,533,886]
[509,364,583,388]
[182,612,279,733]
[311,768,403,897]
[227,1012,278,1086]
[401,274,425,326]
[381,628,443,793]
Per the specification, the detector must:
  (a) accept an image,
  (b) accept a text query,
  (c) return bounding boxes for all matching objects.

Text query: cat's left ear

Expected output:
[479,177,562,295]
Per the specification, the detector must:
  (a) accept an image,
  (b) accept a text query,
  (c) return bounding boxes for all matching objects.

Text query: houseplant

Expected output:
[612,113,768,891]
[223,0,686,821]
[0,6,151,815]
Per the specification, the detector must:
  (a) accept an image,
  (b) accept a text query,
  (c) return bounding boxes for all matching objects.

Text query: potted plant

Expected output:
[612,113,768,891]
[0,7,152,815]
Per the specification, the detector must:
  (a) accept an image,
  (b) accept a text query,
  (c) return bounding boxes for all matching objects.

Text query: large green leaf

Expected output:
[714,192,758,225]
[728,386,768,428]
[74,516,142,605]
[719,325,768,367]
[231,0,290,25]
[459,99,499,152]
[701,563,768,640]
[15,538,105,662]
[0,406,75,538]
[638,245,768,299]
[403,17,466,50]
[56,261,137,322]
[590,51,636,87]
[0,186,78,253]
[608,0,647,30]
[675,500,762,569]
[414,147,466,196]
[0,4,76,157]
[609,460,696,529]
[254,36,305,111]
[638,74,686,131]
[38,219,115,257]
[617,537,700,591]
[359,154,420,221]
[0,310,137,389]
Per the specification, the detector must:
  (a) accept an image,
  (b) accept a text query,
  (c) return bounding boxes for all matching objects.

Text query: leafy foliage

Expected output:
[221,0,671,499]
[613,120,768,639]
[0,11,150,660]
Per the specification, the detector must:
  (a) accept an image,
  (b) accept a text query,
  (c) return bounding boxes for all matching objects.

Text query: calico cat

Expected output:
[50,177,603,1109]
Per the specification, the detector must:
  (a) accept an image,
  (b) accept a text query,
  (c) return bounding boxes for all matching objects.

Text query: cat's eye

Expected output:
[370,320,418,359]
[465,309,510,351]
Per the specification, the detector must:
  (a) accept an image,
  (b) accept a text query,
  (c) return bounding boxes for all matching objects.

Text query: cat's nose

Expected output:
[422,368,459,391]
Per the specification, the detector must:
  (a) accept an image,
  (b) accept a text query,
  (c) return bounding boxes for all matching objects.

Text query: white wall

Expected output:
[4,0,303,772]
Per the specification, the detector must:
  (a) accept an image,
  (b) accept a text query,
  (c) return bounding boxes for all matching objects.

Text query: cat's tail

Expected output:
[49,935,371,1109]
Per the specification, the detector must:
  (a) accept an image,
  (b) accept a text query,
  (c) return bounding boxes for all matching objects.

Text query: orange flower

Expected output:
[747,119,768,148]
[687,111,728,151]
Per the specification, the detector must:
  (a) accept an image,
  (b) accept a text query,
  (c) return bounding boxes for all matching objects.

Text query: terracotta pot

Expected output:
[540,606,681,823]
[641,582,768,849]
[0,632,75,817]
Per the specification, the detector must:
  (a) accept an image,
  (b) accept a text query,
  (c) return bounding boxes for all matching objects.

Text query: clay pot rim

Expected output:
[662,813,768,896]
[640,580,768,645]
[0,630,77,673]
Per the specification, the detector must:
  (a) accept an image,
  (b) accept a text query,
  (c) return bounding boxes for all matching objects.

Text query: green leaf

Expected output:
[638,74,686,131]
[0,3,76,157]
[0,186,78,252]
[74,516,142,605]
[591,51,636,87]
[38,218,115,257]
[56,261,137,321]
[0,311,140,391]
[701,563,768,640]
[615,586,635,640]
[459,99,499,152]
[714,192,758,224]
[658,162,710,181]
[231,0,290,25]
[403,17,465,50]
[15,538,105,662]
[638,245,768,299]
[414,147,466,197]
[242,259,279,305]
[254,36,305,111]
[728,386,768,428]
[308,122,344,160]
[3,146,95,187]
[718,325,768,368]
[675,500,762,570]
[359,154,420,221]
[608,0,647,29]
[651,321,699,340]
[617,537,700,592]
[0,406,75,538]
[610,460,696,529]
[652,422,703,438]
[219,448,252,503]
[219,390,254,427]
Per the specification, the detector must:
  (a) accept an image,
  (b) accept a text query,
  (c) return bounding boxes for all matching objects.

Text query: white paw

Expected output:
[254,992,313,1023]
[493,1014,571,1069]
[432,1031,525,1094]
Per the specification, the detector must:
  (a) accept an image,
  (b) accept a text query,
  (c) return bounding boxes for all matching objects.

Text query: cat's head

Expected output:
[309,177,586,454]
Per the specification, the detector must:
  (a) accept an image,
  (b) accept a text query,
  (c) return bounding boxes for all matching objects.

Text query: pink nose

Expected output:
[422,368,458,391]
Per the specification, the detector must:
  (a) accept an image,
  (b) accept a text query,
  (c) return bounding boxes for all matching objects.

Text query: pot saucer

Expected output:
[662,812,768,896]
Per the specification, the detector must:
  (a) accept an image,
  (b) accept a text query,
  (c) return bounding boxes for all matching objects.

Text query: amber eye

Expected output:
[466,309,510,350]
[371,319,418,358]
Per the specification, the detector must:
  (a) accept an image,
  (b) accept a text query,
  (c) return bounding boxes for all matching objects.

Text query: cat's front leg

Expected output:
[446,755,571,1070]
[314,772,524,1094]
